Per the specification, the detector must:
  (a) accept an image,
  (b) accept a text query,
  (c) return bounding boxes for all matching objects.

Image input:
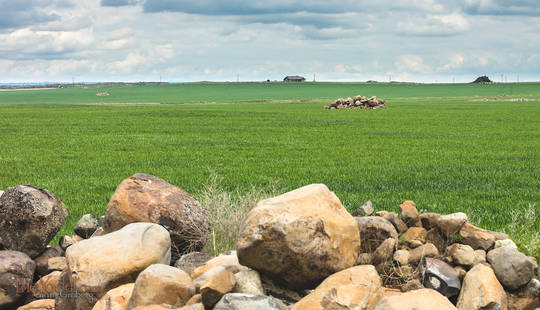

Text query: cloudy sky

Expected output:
[1,0,539,83]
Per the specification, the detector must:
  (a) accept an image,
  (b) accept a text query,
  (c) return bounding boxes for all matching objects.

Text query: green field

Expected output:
[1,82,539,258]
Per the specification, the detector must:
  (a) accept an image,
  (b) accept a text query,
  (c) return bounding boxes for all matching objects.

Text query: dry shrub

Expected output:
[506,204,539,260]
[198,173,281,255]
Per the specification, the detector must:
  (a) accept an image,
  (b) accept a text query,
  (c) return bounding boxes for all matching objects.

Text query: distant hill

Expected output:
[472,76,493,83]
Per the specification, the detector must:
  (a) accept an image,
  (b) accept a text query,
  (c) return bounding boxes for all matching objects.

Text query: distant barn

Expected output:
[283,75,306,82]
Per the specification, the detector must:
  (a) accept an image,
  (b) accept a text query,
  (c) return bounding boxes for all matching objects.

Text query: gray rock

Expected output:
[34,245,64,276]
[438,212,467,238]
[352,200,374,216]
[524,278,540,298]
[0,250,36,309]
[494,239,517,250]
[0,185,68,258]
[401,279,424,292]
[74,214,98,238]
[356,216,398,253]
[214,293,285,310]
[487,246,535,290]
[174,251,213,275]
[233,270,264,295]
[420,257,461,297]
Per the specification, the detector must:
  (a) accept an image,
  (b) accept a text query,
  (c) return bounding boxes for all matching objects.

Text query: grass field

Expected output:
[0,82,539,259]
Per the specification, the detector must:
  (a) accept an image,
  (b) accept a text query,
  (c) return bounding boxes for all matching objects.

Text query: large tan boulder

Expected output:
[375,288,457,310]
[56,223,171,310]
[237,184,360,289]
[456,264,507,310]
[292,265,383,310]
[92,283,135,310]
[458,223,496,250]
[0,185,68,258]
[103,173,210,261]
[126,264,195,310]
[17,299,55,310]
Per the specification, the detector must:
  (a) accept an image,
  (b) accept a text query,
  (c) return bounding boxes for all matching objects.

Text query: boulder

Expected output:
[237,184,360,289]
[408,243,439,264]
[56,223,171,310]
[200,266,237,308]
[446,244,475,267]
[487,246,535,290]
[17,299,55,310]
[425,228,446,253]
[191,251,244,280]
[34,271,62,299]
[399,200,420,227]
[372,238,396,265]
[59,235,84,251]
[374,288,457,310]
[352,200,374,216]
[357,216,398,252]
[438,212,467,238]
[0,251,36,309]
[34,246,64,276]
[74,214,99,239]
[214,293,284,310]
[0,185,68,258]
[456,264,507,310]
[126,264,195,310]
[525,278,540,298]
[458,223,496,250]
[419,213,440,230]
[104,173,210,261]
[92,283,134,310]
[420,257,461,297]
[292,265,383,310]
[174,252,213,276]
[233,270,264,295]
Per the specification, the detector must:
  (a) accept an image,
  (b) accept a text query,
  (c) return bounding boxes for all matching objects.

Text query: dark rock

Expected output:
[425,228,447,253]
[0,185,68,258]
[74,214,98,238]
[420,257,461,298]
[34,245,64,276]
[0,250,36,309]
[356,216,398,253]
[487,246,535,290]
[174,251,214,275]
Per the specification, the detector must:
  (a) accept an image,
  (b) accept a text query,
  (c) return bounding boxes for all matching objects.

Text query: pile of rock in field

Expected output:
[0,176,538,310]
[325,95,387,110]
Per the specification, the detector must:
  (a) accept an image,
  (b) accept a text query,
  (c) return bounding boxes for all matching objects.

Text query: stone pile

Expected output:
[0,177,538,310]
[325,95,387,110]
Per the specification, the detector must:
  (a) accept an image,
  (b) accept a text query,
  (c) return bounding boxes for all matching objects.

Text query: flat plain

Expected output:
[0,82,539,258]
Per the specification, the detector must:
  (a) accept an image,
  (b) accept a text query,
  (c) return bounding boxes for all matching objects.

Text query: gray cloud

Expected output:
[461,0,540,16]
[0,1,60,30]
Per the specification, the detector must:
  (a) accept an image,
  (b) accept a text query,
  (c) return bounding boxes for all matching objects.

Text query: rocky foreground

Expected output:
[0,175,538,310]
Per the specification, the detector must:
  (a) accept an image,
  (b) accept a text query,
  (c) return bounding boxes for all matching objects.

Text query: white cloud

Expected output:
[397,13,469,36]
[395,55,431,73]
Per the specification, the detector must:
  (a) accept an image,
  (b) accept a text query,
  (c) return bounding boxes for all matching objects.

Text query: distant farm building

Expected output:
[283,76,306,82]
